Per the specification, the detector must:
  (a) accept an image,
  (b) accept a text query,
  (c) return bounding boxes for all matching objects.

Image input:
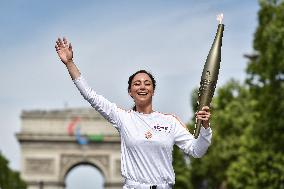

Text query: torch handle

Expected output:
[194,119,203,139]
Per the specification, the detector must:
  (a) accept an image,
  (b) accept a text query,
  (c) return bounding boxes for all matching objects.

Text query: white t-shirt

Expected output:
[73,76,212,187]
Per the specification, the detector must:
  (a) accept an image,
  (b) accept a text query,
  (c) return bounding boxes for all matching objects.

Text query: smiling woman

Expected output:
[128,70,156,113]
[55,37,212,189]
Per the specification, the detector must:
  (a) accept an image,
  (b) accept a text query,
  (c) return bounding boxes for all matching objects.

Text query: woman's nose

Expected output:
[140,83,146,89]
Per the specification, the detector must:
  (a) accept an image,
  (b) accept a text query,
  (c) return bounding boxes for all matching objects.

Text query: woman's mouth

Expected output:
[137,92,148,96]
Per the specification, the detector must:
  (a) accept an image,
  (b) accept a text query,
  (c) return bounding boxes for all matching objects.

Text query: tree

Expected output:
[173,146,193,189]
[173,80,253,189]
[174,1,284,188]
[227,0,284,188]
[187,80,255,189]
[0,152,26,189]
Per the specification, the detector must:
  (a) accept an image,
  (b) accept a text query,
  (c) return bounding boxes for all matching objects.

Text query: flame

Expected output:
[216,13,224,24]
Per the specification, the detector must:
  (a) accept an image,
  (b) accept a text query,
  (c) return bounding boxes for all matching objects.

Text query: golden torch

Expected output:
[194,14,225,139]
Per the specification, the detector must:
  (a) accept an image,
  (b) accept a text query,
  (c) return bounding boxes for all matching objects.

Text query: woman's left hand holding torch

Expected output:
[195,106,211,129]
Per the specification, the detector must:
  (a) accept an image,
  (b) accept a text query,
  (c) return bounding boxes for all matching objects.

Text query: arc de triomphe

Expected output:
[17,108,123,189]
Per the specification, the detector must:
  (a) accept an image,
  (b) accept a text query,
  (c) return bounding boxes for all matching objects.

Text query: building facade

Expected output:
[17,108,123,189]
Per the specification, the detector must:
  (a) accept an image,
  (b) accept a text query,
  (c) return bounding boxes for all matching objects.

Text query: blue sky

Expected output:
[0,0,259,187]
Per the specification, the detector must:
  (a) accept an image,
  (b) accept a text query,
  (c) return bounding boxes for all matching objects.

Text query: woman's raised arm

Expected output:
[55,37,81,80]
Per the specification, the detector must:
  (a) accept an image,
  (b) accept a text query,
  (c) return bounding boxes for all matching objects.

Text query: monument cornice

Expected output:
[21,107,105,120]
[16,133,120,143]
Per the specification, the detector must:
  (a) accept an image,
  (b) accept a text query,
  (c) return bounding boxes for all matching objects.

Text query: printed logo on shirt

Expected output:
[145,131,152,139]
[153,124,169,132]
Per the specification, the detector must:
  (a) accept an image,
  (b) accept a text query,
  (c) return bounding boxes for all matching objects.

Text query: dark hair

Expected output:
[128,70,156,111]
[128,70,156,92]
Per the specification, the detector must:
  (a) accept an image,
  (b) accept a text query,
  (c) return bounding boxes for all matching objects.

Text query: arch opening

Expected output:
[65,163,104,189]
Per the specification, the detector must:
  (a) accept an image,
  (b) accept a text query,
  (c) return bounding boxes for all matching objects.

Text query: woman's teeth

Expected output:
[138,92,147,95]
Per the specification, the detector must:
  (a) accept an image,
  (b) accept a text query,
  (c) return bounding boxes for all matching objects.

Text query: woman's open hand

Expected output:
[195,106,211,129]
[55,37,73,65]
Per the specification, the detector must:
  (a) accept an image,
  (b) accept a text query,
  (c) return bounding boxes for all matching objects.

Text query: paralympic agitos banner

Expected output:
[67,117,104,145]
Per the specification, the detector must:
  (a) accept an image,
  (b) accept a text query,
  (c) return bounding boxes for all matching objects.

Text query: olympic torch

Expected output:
[194,14,224,139]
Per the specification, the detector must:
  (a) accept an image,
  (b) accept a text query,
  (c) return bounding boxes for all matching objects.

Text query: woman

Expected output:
[55,37,212,189]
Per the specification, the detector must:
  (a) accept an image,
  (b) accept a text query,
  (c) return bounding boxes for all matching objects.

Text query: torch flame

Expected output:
[217,13,224,24]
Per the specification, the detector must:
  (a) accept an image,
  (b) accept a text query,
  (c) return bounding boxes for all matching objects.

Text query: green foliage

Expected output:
[227,148,284,189]
[174,1,284,188]
[173,146,193,189]
[0,153,27,189]
[189,80,254,189]
[227,1,284,188]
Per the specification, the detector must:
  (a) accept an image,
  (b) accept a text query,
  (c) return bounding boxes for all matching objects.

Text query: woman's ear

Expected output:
[128,90,133,98]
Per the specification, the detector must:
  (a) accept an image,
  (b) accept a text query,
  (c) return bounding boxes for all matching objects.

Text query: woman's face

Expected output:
[128,73,154,107]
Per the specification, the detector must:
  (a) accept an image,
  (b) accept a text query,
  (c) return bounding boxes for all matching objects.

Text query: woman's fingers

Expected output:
[196,110,210,116]
[55,37,73,65]
[195,106,211,120]
[58,38,63,46]
[55,37,71,52]
[56,37,67,48]
[198,116,210,121]
[195,106,211,128]
[201,106,210,112]
[196,114,210,120]
[196,112,211,117]
[63,37,68,46]
[55,39,61,50]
